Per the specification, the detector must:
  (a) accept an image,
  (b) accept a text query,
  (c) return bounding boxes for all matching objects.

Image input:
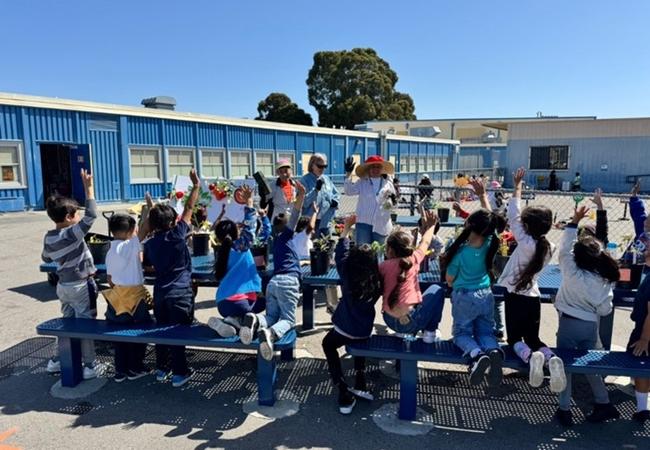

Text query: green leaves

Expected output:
[307,48,416,129]
[256,92,313,126]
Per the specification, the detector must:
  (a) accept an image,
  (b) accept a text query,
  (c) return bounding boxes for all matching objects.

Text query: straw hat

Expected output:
[355,155,395,178]
[275,158,292,171]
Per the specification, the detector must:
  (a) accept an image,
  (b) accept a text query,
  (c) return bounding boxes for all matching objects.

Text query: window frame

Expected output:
[129,146,163,184]
[166,147,195,182]
[0,140,26,189]
[230,151,252,178]
[200,149,226,180]
[528,145,570,171]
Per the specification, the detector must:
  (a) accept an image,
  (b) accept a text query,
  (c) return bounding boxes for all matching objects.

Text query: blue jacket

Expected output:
[215,207,262,301]
[301,172,340,233]
[332,237,378,338]
[630,196,647,239]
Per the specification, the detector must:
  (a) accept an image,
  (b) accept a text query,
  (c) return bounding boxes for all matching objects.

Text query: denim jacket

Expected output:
[300,172,340,232]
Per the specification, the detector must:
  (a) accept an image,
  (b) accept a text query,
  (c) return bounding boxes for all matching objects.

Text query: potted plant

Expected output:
[493,238,511,279]
[310,238,334,275]
[192,217,212,257]
[370,241,386,263]
[86,233,112,265]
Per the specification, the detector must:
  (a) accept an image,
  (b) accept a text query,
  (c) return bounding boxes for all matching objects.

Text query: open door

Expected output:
[69,144,92,204]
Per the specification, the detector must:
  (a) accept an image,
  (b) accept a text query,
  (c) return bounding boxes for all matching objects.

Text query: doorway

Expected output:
[40,143,92,205]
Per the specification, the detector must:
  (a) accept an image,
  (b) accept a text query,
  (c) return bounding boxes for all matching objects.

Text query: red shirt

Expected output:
[279,180,293,203]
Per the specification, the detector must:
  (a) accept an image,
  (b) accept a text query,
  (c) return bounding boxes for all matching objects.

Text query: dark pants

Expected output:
[322,328,366,386]
[153,287,194,376]
[105,300,152,375]
[504,291,547,350]
[217,297,266,318]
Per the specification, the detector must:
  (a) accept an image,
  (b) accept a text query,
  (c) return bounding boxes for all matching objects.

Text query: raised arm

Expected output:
[630,181,647,239]
[232,185,257,251]
[343,157,361,195]
[590,188,608,244]
[181,169,201,225]
[469,177,490,211]
[137,192,154,241]
[559,206,589,270]
[335,215,356,273]
[507,167,530,243]
[417,209,439,254]
[288,181,306,231]
[62,169,97,242]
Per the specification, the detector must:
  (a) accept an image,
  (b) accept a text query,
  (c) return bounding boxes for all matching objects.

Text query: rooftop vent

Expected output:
[141,96,176,110]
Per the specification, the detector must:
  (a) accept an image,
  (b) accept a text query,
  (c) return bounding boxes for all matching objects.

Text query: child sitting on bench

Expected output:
[322,215,383,415]
[443,208,506,387]
[554,205,620,427]
[144,169,200,388]
[42,169,100,380]
[208,185,266,337]
[380,209,445,344]
[102,204,154,383]
[238,181,306,361]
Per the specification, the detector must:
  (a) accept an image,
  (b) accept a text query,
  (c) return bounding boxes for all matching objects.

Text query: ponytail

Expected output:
[387,257,413,309]
[514,236,551,291]
[385,229,415,310]
[514,205,553,290]
[213,220,239,281]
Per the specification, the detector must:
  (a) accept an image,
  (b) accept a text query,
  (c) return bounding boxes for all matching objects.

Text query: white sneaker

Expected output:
[548,356,567,393]
[422,329,442,344]
[207,317,236,338]
[528,351,545,388]
[47,359,61,373]
[83,366,97,380]
[239,313,259,345]
[258,328,275,361]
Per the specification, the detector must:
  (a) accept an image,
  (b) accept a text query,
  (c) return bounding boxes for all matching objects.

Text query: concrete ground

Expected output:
[0,206,649,450]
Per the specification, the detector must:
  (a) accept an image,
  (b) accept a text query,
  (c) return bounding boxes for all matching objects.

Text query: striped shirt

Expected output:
[41,199,97,283]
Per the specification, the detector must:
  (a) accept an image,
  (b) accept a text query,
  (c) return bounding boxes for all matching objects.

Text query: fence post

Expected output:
[409,192,416,216]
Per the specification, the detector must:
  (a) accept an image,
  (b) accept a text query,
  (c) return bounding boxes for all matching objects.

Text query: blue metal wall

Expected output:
[505,137,650,192]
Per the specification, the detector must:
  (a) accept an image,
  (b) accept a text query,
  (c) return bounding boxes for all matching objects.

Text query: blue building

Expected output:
[0,92,459,211]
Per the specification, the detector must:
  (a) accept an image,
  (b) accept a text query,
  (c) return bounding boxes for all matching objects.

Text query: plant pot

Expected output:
[390,213,398,223]
[310,249,331,276]
[85,233,112,265]
[437,207,450,223]
[252,244,269,270]
[192,233,211,257]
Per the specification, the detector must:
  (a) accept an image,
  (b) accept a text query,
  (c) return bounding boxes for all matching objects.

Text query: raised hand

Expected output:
[240,184,254,206]
[145,191,154,208]
[315,178,324,191]
[421,208,439,231]
[189,168,200,187]
[344,156,356,174]
[452,202,462,213]
[513,167,526,186]
[469,177,486,196]
[81,169,93,190]
[345,214,357,227]
[631,180,641,197]
[590,188,604,210]
[572,205,590,224]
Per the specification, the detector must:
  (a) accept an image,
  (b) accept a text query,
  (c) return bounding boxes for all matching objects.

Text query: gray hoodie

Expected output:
[554,225,613,322]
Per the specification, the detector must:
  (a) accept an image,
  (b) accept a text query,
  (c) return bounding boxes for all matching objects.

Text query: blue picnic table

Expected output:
[394,215,465,228]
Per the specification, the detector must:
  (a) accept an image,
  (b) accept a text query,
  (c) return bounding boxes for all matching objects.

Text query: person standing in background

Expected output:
[301,154,340,237]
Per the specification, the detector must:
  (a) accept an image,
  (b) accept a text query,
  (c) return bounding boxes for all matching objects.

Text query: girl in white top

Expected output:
[497,168,565,392]
[343,155,396,245]
[293,203,318,261]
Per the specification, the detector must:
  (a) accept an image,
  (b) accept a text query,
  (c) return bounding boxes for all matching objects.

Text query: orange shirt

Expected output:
[279,180,293,203]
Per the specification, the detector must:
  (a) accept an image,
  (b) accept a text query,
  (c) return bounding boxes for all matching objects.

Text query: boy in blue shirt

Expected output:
[239,182,306,360]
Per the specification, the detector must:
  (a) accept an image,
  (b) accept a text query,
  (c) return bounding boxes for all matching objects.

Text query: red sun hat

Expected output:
[355,155,395,178]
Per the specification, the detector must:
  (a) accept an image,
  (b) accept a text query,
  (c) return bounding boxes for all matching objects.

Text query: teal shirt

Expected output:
[447,236,493,290]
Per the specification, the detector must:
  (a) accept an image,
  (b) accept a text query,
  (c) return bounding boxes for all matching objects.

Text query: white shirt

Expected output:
[105,236,144,286]
[344,177,395,236]
[497,196,555,297]
[292,230,313,260]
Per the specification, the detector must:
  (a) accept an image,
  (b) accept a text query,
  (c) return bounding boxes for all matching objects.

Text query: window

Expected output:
[0,142,24,187]
[255,152,274,175]
[231,151,251,178]
[428,156,436,172]
[130,147,161,182]
[167,148,194,181]
[399,155,409,172]
[277,152,295,171]
[201,150,225,179]
[409,156,418,173]
[418,156,426,172]
[529,146,569,170]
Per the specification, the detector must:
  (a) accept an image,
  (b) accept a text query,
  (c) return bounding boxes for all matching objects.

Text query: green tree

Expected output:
[256,93,313,126]
[307,48,416,129]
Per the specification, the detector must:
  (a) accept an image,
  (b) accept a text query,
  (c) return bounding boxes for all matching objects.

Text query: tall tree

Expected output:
[256,93,313,126]
[307,48,416,129]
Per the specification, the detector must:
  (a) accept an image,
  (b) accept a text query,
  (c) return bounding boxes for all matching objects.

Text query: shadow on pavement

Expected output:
[9,282,58,302]
[0,337,648,450]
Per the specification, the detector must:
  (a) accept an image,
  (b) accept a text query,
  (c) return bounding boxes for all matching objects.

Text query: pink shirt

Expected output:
[380,249,425,317]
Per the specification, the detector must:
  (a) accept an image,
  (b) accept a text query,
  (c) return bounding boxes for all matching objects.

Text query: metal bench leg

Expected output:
[257,352,277,406]
[302,286,315,331]
[398,359,418,421]
[599,309,615,350]
[58,337,82,387]
[280,347,295,362]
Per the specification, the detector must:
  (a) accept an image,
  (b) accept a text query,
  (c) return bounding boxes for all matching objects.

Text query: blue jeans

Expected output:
[383,284,445,334]
[355,222,386,246]
[257,274,300,339]
[451,287,499,356]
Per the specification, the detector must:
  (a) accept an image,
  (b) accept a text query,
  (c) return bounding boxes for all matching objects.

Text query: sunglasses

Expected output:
[316,164,328,169]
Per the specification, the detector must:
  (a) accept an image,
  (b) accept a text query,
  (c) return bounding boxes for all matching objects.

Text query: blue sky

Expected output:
[2,0,649,122]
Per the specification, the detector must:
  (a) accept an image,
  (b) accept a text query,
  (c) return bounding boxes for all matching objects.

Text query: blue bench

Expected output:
[36,318,296,406]
[347,334,650,421]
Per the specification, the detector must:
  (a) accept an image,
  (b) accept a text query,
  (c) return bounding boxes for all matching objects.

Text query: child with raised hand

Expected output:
[554,205,620,427]
[380,210,446,344]
[42,169,100,380]
[443,208,506,387]
[102,193,154,382]
[293,203,319,262]
[207,185,264,337]
[322,215,383,415]
[145,169,201,388]
[497,168,565,391]
[238,181,306,361]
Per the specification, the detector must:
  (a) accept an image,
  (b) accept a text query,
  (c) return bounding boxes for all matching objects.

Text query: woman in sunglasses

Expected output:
[300,153,340,237]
